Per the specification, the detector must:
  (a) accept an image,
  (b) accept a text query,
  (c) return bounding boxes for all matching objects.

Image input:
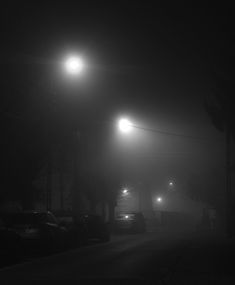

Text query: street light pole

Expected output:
[139,188,141,212]
[63,54,85,216]
[225,119,232,237]
[46,152,52,211]
[72,130,83,215]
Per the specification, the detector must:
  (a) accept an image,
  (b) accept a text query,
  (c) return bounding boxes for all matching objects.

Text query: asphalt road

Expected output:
[0,230,235,285]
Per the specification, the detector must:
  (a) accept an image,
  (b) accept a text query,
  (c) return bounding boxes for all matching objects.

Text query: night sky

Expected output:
[1,2,233,204]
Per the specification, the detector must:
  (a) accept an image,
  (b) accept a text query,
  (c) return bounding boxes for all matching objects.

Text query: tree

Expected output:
[205,74,235,135]
[186,170,224,207]
[205,71,235,236]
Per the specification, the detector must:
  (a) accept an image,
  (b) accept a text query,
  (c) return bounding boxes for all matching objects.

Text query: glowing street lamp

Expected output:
[169,182,173,187]
[157,197,162,203]
[122,188,128,194]
[122,188,130,197]
[64,55,84,75]
[118,118,133,133]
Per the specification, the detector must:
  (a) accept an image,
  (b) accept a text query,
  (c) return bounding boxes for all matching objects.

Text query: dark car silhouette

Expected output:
[0,216,23,264]
[55,213,88,247]
[82,214,110,242]
[0,211,67,253]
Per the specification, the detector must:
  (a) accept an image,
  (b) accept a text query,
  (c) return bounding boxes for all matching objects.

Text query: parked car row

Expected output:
[0,211,68,254]
[0,211,111,256]
[56,213,111,247]
[0,210,146,262]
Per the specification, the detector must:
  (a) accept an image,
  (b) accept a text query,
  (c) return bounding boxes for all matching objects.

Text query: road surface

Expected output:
[0,230,235,284]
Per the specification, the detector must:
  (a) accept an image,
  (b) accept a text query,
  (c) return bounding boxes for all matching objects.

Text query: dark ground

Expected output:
[0,229,235,285]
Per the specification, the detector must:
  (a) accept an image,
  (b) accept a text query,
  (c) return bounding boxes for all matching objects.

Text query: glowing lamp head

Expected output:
[125,215,129,219]
[65,56,84,75]
[123,189,128,194]
[169,182,173,186]
[118,118,133,133]
[157,197,162,203]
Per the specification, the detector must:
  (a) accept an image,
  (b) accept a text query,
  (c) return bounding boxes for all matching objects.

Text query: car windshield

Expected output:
[1,213,58,226]
[1,213,40,225]
[37,213,58,224]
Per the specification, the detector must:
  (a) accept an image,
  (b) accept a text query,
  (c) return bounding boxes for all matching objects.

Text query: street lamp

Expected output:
[168,181,175,192]
[157,197,162,203]
[64,55,84,75]
[122,188,129,195]
[118,118,133,133]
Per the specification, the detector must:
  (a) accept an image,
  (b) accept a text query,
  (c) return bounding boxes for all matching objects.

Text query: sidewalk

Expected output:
[167,231,235,284]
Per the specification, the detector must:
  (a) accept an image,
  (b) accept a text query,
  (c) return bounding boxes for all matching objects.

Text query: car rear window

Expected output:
[2,213,40,225]
[1,213,58,225]
[116,214,135,220]
[37,213,58,224]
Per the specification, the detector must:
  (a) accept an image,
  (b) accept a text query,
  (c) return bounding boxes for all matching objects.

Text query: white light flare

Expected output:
[118,118,133,133]
[157,197,162,203]
[123,189,128,194]
[64,56,84,75]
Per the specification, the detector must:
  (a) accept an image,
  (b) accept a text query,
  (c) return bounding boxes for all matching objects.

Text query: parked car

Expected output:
[0,211,68,253]
[55,213,88,247]
[114,212,146,233]
[0,217,23,264]
[82,214,110,242]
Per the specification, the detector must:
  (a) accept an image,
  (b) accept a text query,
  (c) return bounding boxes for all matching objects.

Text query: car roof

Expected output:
[0,211,52,215]
[118,212,143,215]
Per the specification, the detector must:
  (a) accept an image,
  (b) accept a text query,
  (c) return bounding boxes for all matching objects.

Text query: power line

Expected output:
[97,119,224,144]
[120,152,224,161]
[132,124,223,142]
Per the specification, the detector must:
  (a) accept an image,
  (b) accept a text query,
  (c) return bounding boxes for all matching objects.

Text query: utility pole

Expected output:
[59,170,64,211]
[225,118,232,237]
[72,130,83,216]
[139,188,141,212]
[138,181,144,212]
[46,149,53,211]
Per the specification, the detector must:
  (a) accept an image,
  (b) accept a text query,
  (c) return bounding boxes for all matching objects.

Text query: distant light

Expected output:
[125,215,129,219]
[169,182,173,186]
[157,197,162,203]
[123,189,128,194]
[118,118,133,133]
[64,56,84,75]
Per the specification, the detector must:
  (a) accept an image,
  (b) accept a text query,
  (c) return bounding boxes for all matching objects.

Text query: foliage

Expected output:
[205,73,235,136]
[186,170,224,208]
